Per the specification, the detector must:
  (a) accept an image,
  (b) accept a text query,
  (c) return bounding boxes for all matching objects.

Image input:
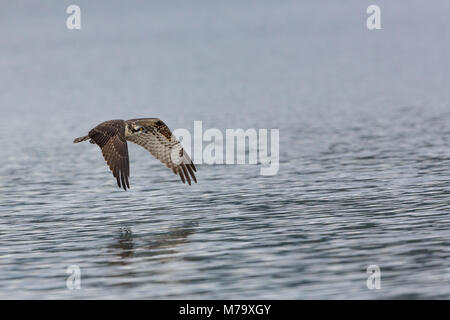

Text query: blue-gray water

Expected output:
[1,0,450,299]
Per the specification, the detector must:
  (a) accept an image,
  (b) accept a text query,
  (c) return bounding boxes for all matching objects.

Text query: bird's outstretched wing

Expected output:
[88,120,130,190]
[125,118,197,185]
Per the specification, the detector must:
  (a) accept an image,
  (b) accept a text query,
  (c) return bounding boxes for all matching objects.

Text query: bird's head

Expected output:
[127,123,145,134]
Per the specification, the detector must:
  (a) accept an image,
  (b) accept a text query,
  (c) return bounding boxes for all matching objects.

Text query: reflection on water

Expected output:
[110,221,198,263]
[100,221,198,290]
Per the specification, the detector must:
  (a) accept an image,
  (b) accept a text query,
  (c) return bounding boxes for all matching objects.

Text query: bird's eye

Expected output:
[140,127,144,131]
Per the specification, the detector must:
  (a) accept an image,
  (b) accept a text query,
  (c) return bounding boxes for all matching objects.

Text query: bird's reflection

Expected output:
[109,219,198,265]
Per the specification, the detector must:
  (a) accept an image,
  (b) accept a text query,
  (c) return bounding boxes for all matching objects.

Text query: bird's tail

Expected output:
[73,135,89,143]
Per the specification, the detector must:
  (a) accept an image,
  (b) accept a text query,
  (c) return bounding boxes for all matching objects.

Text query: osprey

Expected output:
[74,118,197,190]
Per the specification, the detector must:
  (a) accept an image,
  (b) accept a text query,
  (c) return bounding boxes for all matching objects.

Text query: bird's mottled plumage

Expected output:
[74,118,197,190]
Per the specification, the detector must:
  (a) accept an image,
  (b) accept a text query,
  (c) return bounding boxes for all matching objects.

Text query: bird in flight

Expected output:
[74,118,197,190]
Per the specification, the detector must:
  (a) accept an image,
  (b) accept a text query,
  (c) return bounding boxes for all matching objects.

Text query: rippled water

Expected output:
[1,0,450,299]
